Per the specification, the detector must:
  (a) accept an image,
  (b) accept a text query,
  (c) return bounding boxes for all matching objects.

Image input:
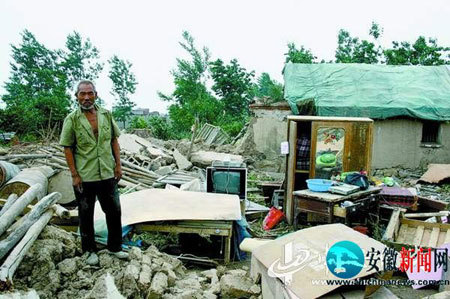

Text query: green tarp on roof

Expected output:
[284,63,450,121]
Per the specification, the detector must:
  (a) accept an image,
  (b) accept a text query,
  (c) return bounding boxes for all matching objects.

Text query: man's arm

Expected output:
[111,137,122,181]
[63,146,82,192]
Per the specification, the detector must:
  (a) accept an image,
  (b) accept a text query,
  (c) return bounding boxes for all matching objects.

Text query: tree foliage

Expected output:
[109,55,138,128]
[160,31,260,137]
[384,36,450,65]
[285,43,316,63]
[1,30,70,135]
[159,31,223,135]
[210,58,255,117]
[253,72,284,103]
[0,30,106,136]
[335,24,382,64]
[60,32,103,90]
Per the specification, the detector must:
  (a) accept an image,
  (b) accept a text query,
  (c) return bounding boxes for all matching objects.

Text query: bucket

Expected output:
[0,161,20,187]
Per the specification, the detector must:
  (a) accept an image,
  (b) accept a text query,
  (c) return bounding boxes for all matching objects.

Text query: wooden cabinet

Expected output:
[284,116,374,224]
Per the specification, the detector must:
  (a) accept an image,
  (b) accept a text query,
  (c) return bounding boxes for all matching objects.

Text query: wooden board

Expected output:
[93,189,241,226]
[252,223,387,299]
[394,218,450,248]
[419,164,450,184]
[293,186,380,203]
[285,121,297,225]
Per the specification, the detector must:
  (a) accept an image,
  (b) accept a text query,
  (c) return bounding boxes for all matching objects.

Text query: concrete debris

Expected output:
[220,271,261,298]
[9,224,264,299]
[0,290,40,299]
[84,273,125,299]
[148,272,168,298]
[172,148,192,170]
[155,165,173,176]
[190,150,243,168]
[118,134,173,162]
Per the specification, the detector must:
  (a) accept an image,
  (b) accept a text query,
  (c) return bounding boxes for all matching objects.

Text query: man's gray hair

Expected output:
[75,80,97,96]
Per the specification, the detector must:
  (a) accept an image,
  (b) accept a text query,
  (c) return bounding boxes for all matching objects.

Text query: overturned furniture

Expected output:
[383,209,450,249]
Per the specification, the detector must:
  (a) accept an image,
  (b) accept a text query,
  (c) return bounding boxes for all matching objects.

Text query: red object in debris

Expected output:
[353,226,369,235]
[263,207,284,230]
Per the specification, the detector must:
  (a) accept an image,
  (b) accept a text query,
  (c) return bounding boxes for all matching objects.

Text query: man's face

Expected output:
[77,83,96,110]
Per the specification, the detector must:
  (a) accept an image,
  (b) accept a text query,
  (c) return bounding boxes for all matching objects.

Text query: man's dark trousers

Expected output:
[74,178,122,253]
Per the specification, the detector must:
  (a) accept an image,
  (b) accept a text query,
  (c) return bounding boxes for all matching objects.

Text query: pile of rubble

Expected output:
[8,225,261,299]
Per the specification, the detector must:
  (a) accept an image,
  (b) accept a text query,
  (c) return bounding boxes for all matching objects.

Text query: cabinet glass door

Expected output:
[311,122,352,179]
[314,127,345,179]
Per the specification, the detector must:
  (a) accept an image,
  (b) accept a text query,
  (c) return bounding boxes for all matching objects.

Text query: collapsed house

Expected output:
[246,63,450,172]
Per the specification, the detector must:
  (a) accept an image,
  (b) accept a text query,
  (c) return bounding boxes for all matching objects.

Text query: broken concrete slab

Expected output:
[155,166,173,176]
[190,151,243,168]
[84,273,125,299]
[119,134,173,162]
[172,148,192,170]
[419,164,450,184]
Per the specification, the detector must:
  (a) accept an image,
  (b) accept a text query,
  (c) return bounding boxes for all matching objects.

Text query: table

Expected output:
[134,220,233,264]
[293,187,381,228]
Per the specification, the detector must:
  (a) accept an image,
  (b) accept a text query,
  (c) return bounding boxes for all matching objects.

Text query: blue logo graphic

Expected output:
[326,241,364,279]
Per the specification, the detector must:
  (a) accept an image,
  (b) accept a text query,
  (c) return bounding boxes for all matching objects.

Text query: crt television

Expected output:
[206,161,247,200]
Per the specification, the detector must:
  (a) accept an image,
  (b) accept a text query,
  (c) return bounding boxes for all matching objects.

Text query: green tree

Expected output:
[285,43,316,63]
[254,72,284,102]
[209,58,255,117]
[384,36,450,65]
[129,116,148,129]
[60,31,104,91]
[335,24,382,64]
[147,115,174,140]
[1,30,70,135]
[159,31,222,136]
[108,55,138,128]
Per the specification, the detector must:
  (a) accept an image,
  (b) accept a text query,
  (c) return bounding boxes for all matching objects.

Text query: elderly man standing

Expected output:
[60,80,128,265]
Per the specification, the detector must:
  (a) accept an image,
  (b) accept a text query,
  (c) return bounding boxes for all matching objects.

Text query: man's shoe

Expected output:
[109,250,129,260]
[86,252,99,265]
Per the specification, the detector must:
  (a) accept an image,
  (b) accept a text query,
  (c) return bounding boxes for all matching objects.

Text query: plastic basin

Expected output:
[306,179,333,192]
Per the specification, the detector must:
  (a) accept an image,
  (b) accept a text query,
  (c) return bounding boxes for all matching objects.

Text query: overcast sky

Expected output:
[1,0,450,112]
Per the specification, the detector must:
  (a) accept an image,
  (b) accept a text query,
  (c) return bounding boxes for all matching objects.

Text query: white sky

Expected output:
[1,0,450,113]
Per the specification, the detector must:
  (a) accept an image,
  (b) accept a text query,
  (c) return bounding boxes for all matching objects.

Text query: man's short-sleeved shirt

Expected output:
[59,105,121,182]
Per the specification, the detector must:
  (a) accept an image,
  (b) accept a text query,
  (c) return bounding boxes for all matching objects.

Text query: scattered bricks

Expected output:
[225,269,247,277]
[220,274,261,298]
[57,257,80,276]
[98,252,116,268]
[142,254,152,266]
[167,269,177,287]
[138,264,152,289]
[174,277,202,291]
[85,273,125,299]
[120,264,141,298]
[129,246,143,261]
[147,272,168,299]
